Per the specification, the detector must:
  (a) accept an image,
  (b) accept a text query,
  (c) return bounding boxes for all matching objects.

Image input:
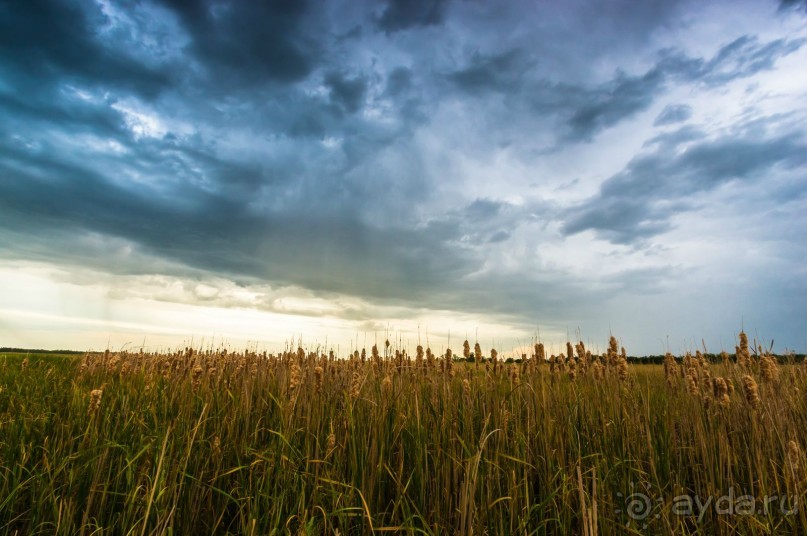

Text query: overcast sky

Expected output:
[1,0,806,355]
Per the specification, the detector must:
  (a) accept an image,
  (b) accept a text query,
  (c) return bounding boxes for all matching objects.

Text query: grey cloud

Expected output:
[654,104,693,126]
[0,124,480,304]
[465,199,504,219]
[3,0,807,353]
[0,0,172,99]
[156,0,316,88]
[563,130,807,243]
[377,0,449,33]
[565,69,666,141]
[448,50,530,93]
[325,72,368,114]
[779,0,807,11]
[516,34,802,143]
[562,34,803,140]
[488,231,511,243]
[699,35,806,86]
[385,67,413,96]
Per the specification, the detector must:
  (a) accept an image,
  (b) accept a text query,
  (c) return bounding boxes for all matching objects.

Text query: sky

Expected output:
[1,0,806,356]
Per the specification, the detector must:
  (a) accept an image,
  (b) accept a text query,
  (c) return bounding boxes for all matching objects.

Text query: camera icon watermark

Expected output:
[616,483,798,528]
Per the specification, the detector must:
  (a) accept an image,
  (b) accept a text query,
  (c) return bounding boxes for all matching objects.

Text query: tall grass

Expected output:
[0,337,804,535]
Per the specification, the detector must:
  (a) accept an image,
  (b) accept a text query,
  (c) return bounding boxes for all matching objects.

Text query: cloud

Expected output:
[563,127,807,243]
[155,0,317,88]
[2,0,807,353]
[325,71,368,114]
[779,0,807,13]
[0,0,173,99]
[654,104,693,126]
[447,49,531,93]
[377,0,449,33]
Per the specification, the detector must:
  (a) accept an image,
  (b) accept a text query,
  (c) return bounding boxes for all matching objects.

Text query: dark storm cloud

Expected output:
[156,0,316,88]
[324,72,368,114]
[0,135,475,301]
[377,0,449,33]
[653,104,693,126]
[563,129,807,243]
[0,0,172,99]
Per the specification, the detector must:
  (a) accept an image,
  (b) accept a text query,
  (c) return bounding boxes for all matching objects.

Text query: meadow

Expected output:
[0,334,805,535]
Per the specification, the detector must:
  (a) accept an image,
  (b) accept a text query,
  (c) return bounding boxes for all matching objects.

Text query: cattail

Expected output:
[107,354,120,373]
[314,366,324,393]
[350,372,361,400]
[491,348,498,373]
[21,357,29,370]
[720,351,729,366]
[787,440,801,480]
[463,340,471,360]
[511,365,521,386]
[568,361,577,381]
[686,369,699,396]
[741,375,761,410]
[289,362,301,392]
[88,388,103,415]
[212,435,222,460]
[535,342,545,363]
[382,375,392,394]
[712,377,730,405]
[575,341,586,360]
[192,365,203,391]
[474,342,483,364]
[663,353,677,386]
[326,430,336,456]
[607,336,619,367]
[617,357,629,382]
[556,354,566,373]
[462,378,471,400]
[736,332,751,367]
[760,355,779,382]
[591,360,604,380]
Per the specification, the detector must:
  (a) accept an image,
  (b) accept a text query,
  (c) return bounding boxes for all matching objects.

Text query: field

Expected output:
[0,335,805,535]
